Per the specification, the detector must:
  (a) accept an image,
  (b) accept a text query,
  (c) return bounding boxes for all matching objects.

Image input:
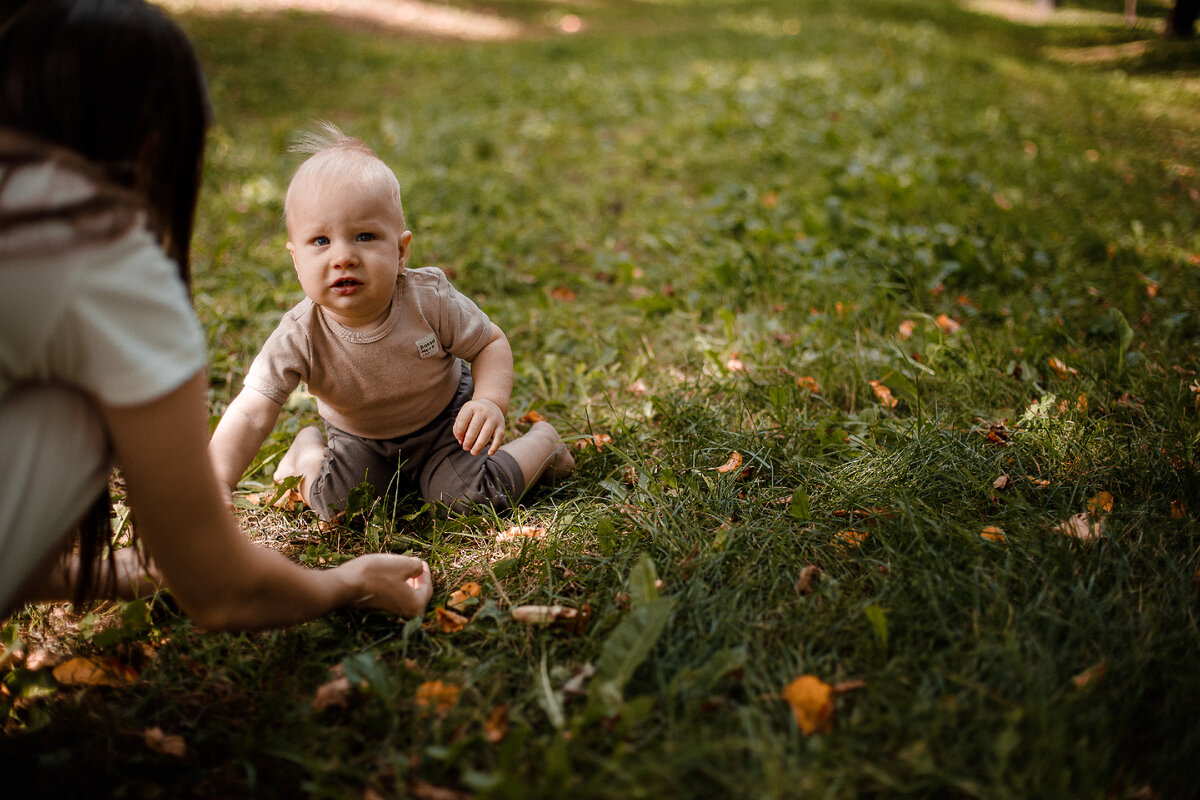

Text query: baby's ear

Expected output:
[398,230,414,268]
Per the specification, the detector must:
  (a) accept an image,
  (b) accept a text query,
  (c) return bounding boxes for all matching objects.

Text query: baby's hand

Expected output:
[453,398,505,456]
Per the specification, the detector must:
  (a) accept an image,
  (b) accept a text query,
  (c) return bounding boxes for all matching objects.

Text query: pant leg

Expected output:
[0,384,109,612]
[306,420,402,521]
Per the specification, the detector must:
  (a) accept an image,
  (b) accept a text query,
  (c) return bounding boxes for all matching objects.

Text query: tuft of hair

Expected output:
[285,121,405,227]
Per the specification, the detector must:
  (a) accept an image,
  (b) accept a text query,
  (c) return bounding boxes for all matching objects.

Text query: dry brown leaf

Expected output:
[715,452,744,473]
[447,582,482,612]
[496,524,546,543]
[1055,511,1104,541]
[796,565,822,595]
[627,378,649,396]
[519,409,547,424]
[434,607,469,634]
[832,679,866,696]
[551,286,577,302]
[936,313,962,334]
[408,779,473,800]
[510,605,578,626]
[142,726,187,758]
[52,656,137,687]
[1031,478,1051,487]
[980,526,1007,542]
[1170,499,1188,519]
[869,380,898,408]
[993,474,1011,491]
[1071,662,1106,689]
[796,375,821,394]
[782,675,835,735]
[574,433,613,451]
[312,675,354,711]
[483,704,509,744]
[414,680,460,715]
[898,320,916,340]
[1048,356,1079,379]
[1087,491,1114,514]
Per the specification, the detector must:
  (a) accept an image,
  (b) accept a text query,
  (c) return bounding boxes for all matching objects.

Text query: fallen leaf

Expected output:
[1087,492,1114,514]
[312,675,354,711]
[519,409,547,424]
[870,380,898,408]
[408,779,472,800]
[414,680,460,715]
[833,530,867,552]
[1171,500,1188,519]
[715,452,744,473]
[1055,511,1104,541]
[434,607,469,633]
[796,565,822,595]
[797,375,821,394]
[832,679,866,696]
[52,656,137,687]
[496,524,546,543]
[936,313,962,334]
[1031,478,1051,487]
[1077,393,1088,413]
[993,474,1011,490]
[483,704,509,743]
[898,320,915,340]
[980,526,1007,542]
[726,357,747,372]
[551,286,577,302]
[510,605,578,626]
[142,726,187,758]
[447,582,482,612]
[574,433,613,451]
[1071,662,1106,689]
[627,378,649,396]
[1048,356,1079,379]
[782,675,835,734]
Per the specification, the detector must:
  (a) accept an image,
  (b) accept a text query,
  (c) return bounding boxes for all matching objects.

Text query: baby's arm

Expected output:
[454,324,513,456]
[209,387,284,496]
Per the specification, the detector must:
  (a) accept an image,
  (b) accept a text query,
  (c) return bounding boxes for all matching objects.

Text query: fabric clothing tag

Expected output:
[415,333,440,359]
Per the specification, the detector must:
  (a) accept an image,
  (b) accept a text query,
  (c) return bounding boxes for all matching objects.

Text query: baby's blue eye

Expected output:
[357,232,377,242]
[313,236,330,246]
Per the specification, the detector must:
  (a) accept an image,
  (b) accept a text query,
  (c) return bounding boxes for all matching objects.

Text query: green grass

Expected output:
[3,0,1200,797]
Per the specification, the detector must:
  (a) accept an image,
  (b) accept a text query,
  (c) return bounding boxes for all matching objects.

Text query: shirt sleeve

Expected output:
[243,309,309,406]
[425,269,493,361]
[57,227,207,407]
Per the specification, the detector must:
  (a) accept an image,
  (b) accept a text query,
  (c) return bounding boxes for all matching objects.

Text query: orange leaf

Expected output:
[52,656,137,687]
[797,375,821,394]
[1171,499,1188,519]
[496,524,546,543]
[1055,511,1103,541]
[869,380,898,408]
[833,530,867,552]
[782,675,835,734]
[434,607,469,633]
[414,680,460,715]
[980,526,1007,542]
[1071,662,1106,689]
[519,409,547,424]
[574,433,613,451]
[551,286,577,302]
[715,452,744,473]
[447,581,482,612]
[484,704,510,743]
[1087,491,1114,514]
[936,313,962,334]
[1048,356,1079,379]
[897,320,915,340]
[142,726,187,758]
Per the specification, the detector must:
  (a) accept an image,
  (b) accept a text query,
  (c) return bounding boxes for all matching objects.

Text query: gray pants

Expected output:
[308,369,524,520]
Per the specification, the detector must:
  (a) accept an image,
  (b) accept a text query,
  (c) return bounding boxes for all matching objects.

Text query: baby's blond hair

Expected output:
[284,121,405,232]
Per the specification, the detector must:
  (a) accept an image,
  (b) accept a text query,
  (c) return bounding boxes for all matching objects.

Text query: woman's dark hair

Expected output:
[0,0,211,604]
[0,0,212,282]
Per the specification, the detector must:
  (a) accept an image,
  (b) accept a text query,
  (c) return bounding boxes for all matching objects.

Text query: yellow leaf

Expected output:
[142,726,187,758]
[434,607,469,633]
[496,524,546,543]
[833,530,867,553]
[447,581,482,612]
[414,680,460,715]
[1087,492,1114,514]
[980,526,1007,542]
[715,452,744,473]
[869,380,898,408]
[782,675,835,735]
[52,656,137,687]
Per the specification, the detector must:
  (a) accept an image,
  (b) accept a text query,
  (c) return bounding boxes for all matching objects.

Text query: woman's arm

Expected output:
[102,371,431,630]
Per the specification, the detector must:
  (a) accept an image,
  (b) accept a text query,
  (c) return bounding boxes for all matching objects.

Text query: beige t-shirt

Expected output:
[244,266,493,439]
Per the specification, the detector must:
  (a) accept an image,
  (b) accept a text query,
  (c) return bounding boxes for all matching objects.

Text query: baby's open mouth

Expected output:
[332,278,361,287]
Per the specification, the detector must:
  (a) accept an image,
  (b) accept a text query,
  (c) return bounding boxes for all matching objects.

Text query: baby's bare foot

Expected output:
[273,425,324,484]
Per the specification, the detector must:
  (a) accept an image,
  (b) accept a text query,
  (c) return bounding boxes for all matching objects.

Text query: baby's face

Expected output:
[286,175,410,331]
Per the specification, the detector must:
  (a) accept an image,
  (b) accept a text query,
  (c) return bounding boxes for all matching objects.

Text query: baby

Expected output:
[209,124,573,519]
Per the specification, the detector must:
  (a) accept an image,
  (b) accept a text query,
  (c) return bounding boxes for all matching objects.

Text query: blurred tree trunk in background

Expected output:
[1166,0,1198,36]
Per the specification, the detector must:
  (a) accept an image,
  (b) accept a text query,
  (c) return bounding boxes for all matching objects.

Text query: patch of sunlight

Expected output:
[715,11,802,38]
[963,0,1165,32]
[1043,39,1152,64]
[158,0,524,41]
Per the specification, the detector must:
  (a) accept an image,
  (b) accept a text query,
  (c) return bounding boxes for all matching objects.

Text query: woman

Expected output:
[0,0,432,625]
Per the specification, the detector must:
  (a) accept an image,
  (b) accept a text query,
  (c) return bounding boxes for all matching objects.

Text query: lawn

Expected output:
[3,0,1199,797]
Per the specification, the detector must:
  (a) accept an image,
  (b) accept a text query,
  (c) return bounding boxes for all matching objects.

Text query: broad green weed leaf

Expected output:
[790,486,811,521]
[589,596,675,717]
[596,517,617,556]
[629,554,660,608]
[864,604,888,653]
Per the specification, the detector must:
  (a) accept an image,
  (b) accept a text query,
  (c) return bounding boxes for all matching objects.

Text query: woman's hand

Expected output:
[344,555,433,618]
[453,398,506,456]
